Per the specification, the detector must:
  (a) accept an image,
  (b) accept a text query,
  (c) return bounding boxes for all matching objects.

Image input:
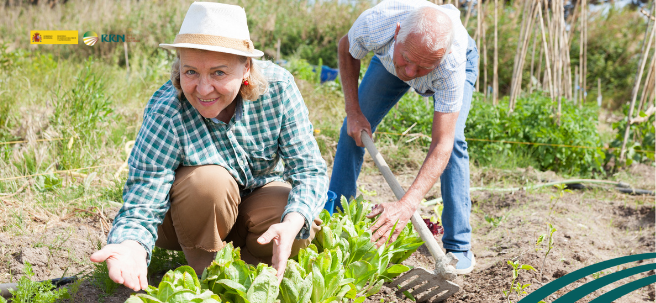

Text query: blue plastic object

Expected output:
[320,65,339,83]
[324,190,337,215]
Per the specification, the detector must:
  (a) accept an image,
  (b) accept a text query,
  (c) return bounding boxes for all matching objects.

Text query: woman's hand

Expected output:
[367,200,416,247]
[90,240,149,291]
[257,212,305,284]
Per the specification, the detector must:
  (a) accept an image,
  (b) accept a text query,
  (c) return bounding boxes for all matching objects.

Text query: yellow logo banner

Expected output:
[30,31,78,44]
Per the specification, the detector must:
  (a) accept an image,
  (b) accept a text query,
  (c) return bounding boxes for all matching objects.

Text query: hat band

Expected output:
[174,33,254,53]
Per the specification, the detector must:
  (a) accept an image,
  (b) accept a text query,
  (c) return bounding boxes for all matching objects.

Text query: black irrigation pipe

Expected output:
[0,276,77,298]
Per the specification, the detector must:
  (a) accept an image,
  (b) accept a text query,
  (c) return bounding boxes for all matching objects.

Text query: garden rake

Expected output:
[361,131,460,303]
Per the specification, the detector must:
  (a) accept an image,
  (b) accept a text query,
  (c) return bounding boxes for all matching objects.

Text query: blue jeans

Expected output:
[330,36,479,252]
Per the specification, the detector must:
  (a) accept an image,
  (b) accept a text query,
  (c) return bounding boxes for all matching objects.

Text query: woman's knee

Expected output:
[170,165,240,211]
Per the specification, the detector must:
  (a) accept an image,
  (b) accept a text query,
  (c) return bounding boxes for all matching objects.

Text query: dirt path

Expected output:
[0,166,653,302]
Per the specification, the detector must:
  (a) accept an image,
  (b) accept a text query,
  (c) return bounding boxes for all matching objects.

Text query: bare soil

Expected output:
[0,164,653,302]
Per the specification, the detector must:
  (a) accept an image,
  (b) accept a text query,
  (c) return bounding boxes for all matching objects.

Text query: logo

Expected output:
[30,30,78,44]
[520,253,656,302]
[31,32,42,43]
[83,31,98,46]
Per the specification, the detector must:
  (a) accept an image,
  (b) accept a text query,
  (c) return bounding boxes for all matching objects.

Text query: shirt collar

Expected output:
[209,95,243,124]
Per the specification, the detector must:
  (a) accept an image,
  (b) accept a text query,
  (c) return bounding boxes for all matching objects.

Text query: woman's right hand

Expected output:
[347,110,372,147]
[90,240,149,291]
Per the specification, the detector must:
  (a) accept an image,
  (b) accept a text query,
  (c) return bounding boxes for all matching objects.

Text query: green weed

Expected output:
[538,223,557,280]
[503,260,536,303]
[3,262,69,303]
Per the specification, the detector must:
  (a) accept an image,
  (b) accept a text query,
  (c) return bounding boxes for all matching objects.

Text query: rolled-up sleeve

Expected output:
[277,78,329,239]
[107,113,181,264]
[348,12,375,60]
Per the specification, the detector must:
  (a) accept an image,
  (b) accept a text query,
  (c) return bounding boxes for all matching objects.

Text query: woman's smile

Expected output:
[197,96,219,106]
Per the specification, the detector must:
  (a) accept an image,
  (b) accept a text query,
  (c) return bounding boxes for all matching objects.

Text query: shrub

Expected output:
[379,91,605,175]
[465,92,605,175]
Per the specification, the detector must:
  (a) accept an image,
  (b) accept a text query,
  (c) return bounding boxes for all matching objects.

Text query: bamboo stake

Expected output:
[620,4,655,164]
[582,0,588,106]
[538,2,554,99]
[567,0,581,48]
[562,1,572,101]
[476,0,482,93]
[493,0,499,105]
[597,78,602,107]
[638,49,656,114]
[529,22,539,94]
[511,0,531,84]
[464,0,474,29]
[536,41,544,91]
[510,0,539,110]
[574,65,579,106]
[483,4,489,99]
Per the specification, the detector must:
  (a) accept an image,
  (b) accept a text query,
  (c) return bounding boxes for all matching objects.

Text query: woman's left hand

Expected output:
[257,212,305,284]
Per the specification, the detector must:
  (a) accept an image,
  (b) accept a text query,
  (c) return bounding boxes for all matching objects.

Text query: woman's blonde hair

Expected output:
[170,50,268,101]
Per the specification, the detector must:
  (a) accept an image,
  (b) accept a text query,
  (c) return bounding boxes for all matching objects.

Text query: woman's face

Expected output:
[179,48,250,119]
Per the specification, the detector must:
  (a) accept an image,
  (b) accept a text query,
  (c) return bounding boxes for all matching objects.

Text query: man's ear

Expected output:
[394,22,401,41]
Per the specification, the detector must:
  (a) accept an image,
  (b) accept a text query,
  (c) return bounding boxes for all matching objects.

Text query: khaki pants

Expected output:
[155,165,321,265]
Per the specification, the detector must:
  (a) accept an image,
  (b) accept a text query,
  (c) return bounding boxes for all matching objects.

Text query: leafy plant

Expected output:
[591,270,606,280]
[503,260,536,303]
[484,214,504,228]
[607,104,655,167]
[538,223,557,280]
[3,262,69,303]
[127,266,220,303]
[129,196,420,303]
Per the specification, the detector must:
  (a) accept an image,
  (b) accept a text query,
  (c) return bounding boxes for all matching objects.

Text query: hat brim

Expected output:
[159,43,264,58]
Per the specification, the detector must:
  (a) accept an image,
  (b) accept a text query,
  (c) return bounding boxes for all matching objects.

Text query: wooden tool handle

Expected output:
[360,131,447,260]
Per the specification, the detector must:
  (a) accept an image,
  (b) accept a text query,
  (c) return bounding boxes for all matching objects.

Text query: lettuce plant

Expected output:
[125,195,422,303]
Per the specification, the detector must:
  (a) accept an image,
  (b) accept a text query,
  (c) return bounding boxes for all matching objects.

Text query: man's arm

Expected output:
[367,110,459,246]
[339,34,371,147]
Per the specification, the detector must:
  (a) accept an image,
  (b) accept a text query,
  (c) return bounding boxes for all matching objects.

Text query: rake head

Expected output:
[393,267,461,302]
[392,252,461,303]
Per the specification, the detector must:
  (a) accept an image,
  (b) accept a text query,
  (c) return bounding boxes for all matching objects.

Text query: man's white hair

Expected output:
[397,6,454,55]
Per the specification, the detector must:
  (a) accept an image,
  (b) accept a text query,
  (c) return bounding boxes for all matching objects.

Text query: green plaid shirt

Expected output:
[107,61,328,262]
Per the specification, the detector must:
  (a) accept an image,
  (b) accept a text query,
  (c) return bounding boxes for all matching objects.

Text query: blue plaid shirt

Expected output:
[348,0,468,113]
[107,61,329,262]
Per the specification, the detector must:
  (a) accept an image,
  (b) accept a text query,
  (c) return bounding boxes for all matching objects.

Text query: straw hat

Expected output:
[160,2,263,58]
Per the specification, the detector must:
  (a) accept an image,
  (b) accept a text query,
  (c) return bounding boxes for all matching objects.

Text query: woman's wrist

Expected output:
[282,212,306,233]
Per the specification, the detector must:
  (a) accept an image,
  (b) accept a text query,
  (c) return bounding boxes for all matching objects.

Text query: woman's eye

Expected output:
[214,70,225,76]
[185,70,196,75]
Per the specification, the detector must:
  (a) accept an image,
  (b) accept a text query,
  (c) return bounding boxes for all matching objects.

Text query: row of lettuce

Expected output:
[126,196,424,303]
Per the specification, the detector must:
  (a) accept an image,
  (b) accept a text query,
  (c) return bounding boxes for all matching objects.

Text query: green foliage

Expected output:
[51,59,113,138]
[466,92,605,175]
[503,260,536,303]
[128,266,220,303]
[148,247,189,279]
[607,104,655,167]
[378,92,433,137]
[285,58,322,84]
[5,262,69,303]
[380,91,605,175]
[484,214,504,228]
[538,223,557,280]
[132,196,419,303]
[89,243,120,299]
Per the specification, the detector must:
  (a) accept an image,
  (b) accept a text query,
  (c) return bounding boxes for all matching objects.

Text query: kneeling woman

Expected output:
[90,2,327,291]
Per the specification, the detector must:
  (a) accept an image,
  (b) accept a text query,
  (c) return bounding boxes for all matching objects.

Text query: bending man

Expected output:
[329,0,478,274]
